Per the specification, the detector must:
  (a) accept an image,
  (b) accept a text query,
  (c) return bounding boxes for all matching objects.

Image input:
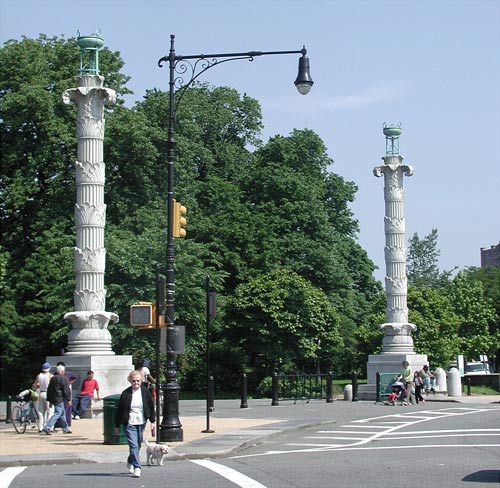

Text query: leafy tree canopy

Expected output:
[407,229,453,288]
[5,34,496,394]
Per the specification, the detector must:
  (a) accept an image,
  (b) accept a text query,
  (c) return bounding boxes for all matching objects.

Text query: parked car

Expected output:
[464,361,490,375]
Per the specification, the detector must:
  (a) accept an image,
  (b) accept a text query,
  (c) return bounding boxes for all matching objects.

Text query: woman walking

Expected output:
[114,370,155,478]
[33,362,53,432]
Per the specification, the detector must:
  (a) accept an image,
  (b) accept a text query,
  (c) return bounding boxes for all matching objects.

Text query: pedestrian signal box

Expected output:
[130,302,165,328]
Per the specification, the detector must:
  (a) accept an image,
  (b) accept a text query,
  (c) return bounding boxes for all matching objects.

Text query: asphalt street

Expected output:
[1,397,499,488]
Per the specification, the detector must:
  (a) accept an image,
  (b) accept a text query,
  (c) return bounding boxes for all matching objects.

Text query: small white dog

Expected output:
[145,440,169,466]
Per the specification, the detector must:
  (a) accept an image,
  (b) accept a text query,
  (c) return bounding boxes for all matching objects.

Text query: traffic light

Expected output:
[172,199,187,238]
[130,302,153,327]
[130,302,166,328]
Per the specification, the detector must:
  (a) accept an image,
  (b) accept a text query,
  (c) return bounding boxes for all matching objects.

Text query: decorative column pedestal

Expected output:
[47,33,132,414]
[358,125,427,401]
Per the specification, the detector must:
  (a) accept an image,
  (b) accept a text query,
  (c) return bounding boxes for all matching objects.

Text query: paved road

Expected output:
[2,400,499,488]
[218,403,500,487]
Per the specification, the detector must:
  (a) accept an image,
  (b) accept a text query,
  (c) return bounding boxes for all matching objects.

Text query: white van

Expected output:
[464,361,490,375]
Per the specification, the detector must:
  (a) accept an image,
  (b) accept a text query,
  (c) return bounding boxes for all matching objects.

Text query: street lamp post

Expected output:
[157,34,313,442]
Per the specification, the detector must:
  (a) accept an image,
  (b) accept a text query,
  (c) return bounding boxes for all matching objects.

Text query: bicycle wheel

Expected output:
[12,406,26,434]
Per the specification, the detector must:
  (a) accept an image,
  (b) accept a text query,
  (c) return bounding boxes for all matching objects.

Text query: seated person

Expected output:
[72,370,100,419]
[418,365,436,392]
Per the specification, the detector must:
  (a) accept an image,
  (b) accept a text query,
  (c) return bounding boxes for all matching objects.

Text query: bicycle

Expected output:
[12,394,39,434]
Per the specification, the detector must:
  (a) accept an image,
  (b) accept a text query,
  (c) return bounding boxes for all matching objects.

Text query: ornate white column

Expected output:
[358,125,427,400]
[373,124,416,353]
[62,34,118,355]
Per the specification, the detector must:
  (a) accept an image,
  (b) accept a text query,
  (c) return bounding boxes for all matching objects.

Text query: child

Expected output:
[387,382,405,405]
[413,371,425,404]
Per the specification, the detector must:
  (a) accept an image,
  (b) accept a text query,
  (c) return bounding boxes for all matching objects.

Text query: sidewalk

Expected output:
[1,395,498,467]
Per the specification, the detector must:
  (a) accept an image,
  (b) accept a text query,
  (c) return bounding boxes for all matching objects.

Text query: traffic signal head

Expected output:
[130,303,153,327]
[130,302,166,328]
[172,199,187,238]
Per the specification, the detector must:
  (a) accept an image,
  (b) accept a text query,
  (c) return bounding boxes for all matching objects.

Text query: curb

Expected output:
[1,396,498,467]
[0,419,334,466]
[0,453,94,467]
[170,419,336,460]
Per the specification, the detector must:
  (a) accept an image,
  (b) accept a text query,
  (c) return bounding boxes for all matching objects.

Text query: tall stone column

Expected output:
[357,125,427,400]
[62,46,117,355]
[47,32,132,414]
[373,124,416,354]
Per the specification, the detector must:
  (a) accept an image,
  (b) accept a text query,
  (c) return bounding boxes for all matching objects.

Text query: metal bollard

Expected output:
[202,377,215,434]
[240,373,248,408]
[375,372,382,404]
[5,395,12,423]
[271,372,279,406]
[326,372,333,403]
[351,371,359,402]
[208,376,215,412]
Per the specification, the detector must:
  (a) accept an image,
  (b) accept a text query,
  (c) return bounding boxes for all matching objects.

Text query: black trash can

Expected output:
[103,394,127,445]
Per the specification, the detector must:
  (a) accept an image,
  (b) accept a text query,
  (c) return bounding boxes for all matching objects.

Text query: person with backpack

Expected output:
[32,362,53,432]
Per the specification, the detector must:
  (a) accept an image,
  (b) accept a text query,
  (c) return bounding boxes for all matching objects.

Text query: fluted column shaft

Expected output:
[62,75,118,355]
[373,154,416,353]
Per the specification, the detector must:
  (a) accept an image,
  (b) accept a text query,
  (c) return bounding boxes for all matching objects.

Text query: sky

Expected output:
[1,0,499,282]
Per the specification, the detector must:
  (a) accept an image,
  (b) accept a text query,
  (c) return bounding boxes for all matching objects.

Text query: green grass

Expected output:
[468,385,499,395]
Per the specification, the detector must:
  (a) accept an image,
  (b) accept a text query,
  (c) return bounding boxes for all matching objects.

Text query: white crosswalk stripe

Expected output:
[232,406,500,458]
[0,467,27,488]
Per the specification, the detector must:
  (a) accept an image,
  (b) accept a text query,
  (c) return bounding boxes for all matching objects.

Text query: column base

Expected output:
[45,354,134,415]
[358,352,429,401]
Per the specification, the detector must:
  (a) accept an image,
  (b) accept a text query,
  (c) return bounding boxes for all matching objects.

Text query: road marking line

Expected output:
[231,407,500,460]
[192,459,268,488]
[308,436,366,440]
[322,431,385,434]
[380,433,500,440]
[234,443,500,458]
[0,467,27,488]
[384,429,500,435]
[287,443,342,447]
[326,443,500,451]
[353,407,491,423]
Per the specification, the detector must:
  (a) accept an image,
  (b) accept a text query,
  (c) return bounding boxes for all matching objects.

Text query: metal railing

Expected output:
[271,372,333,405]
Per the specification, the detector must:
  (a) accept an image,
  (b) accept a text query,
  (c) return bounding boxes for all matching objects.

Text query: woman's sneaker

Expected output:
[133,468,141,478]
[127,463,134,474]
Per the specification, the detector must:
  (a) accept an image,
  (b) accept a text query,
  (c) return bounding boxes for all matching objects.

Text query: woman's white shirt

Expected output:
[129,388,145,425]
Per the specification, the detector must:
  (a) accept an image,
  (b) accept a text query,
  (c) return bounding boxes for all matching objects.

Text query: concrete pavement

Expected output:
[1,395,498,467]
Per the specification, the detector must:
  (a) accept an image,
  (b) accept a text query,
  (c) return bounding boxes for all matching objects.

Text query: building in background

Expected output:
[480,242,500,267]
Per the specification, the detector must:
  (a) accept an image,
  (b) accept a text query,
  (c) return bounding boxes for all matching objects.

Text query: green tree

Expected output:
[464,266,500,321]
[236,130,381,374]
[408,287,461,367]
[448,271,498,361]
[1,34,383,393]
[407,229,453,288]
[226,269,343,378]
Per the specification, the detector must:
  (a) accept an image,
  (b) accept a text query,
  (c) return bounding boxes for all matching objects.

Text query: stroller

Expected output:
[387,381,406,406]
